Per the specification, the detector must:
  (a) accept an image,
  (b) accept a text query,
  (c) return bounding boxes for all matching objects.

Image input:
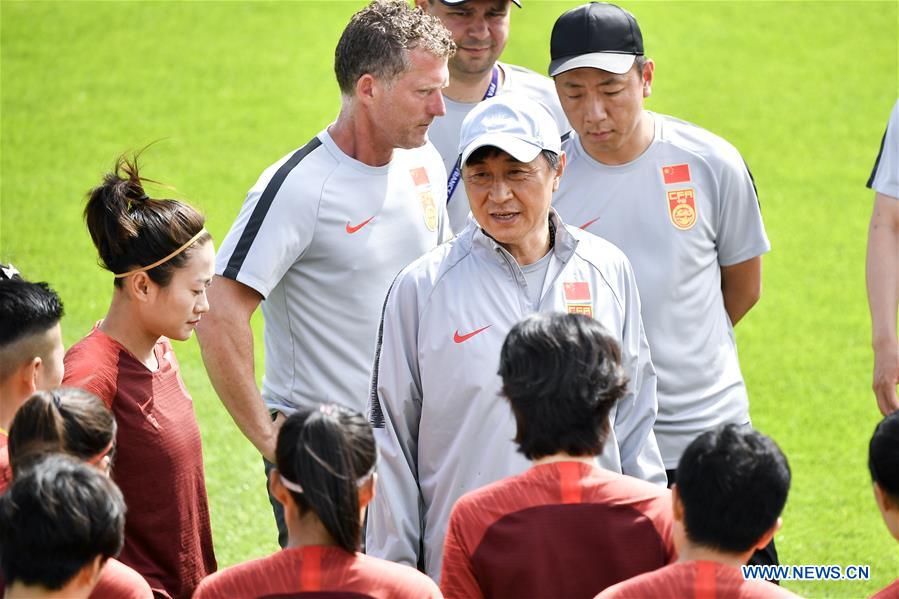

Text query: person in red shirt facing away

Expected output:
[193,404,441,599]
[0,265,65,494]
[440,312,675,599]
[870,412,899,598]
[0,454,127,599]
[4,388,153,599]
[598,424,798,599]
[62,154,216,599]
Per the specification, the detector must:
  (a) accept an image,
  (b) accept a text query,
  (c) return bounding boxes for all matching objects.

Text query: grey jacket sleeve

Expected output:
[365,273,425,567]
[613,260,668,486]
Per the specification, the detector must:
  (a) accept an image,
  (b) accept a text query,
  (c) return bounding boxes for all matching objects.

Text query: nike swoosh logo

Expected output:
[453,325,491,344]
[579,217,600,230]
[346,217,374,234]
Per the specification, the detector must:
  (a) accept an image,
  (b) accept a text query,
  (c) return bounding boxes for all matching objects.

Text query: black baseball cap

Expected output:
[439,0,522,6]
[549,2,643,77]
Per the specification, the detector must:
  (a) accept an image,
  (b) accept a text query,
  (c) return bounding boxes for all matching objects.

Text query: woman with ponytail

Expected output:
[194,404,440,599]
[63,154,216,599]
[3,388,152,599]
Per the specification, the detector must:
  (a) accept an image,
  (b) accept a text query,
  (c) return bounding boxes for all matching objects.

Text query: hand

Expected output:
[872,343,899,416]
[260,412,288,463]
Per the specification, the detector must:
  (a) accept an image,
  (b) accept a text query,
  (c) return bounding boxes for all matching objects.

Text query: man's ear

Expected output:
[355,74,377,106]
[754,517,782,551]
[552,152,567,191]
[641,59,655,98]
[874,482,896,512]
[23,356,41,397]
[269,468,293,509]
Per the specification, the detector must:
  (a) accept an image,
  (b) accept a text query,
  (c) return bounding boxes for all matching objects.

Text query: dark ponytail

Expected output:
[8,388,117,475]
[84,152,210,287]
[275,405,376,554]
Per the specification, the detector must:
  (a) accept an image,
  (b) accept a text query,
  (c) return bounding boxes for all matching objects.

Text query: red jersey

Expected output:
[92,558,154,599]
[64,327,216,599]
[872,578,899,599]
[440,461,675,599]
[596,560,801,598]
[192,545,442,599]
[0,432,10,494]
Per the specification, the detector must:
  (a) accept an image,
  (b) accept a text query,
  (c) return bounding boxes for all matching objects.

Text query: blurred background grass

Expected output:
[1,1,897,596]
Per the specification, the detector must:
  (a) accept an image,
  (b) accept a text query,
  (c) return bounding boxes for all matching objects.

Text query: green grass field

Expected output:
[1,1,897,596]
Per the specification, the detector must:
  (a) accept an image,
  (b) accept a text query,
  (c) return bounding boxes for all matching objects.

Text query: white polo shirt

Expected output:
[868,100,899,198]
[553,113,771,468]
[426,62,570,233]
[216,129,449,415]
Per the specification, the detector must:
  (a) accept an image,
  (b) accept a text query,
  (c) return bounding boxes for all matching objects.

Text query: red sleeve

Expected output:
[63,339,117,409]
[90,559,153,599]
[440,504,484,599]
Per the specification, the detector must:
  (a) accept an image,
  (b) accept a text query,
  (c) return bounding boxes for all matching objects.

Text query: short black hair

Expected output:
[0,268,63,348]
[869,411,899,501]
[498,312,628,460]
[677,425,791,554]
[0,454,125,590]
[0,268,64,381]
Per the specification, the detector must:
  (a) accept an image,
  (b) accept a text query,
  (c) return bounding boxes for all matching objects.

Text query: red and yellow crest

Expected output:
[563,281,593,318]
[667,188,697,230]
[410,167,437,232]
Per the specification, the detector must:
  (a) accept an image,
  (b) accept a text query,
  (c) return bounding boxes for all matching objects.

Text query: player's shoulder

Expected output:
[93,558,153,599]
[502,62,555,96]
[566,223,631,271]
[64,328,120,375]
[193,551,288,598]
[250,131,337,199]
[353,553,442,597]
[655,113,747,169]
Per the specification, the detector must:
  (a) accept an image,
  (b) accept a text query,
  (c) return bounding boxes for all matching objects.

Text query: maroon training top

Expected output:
[193,545,442,599]
[64,327,216,599]
[441,461,676,599]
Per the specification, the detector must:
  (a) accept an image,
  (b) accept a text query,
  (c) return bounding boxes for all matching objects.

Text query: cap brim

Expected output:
[549,52,637,77]
[440,0,521,6]
[460,133,543,167]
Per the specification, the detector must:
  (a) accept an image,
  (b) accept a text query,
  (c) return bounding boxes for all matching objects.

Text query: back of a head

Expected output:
[498,312,628,460]
[0,453,125,590]
[677,424,791,554]
[8,388,116,476]
[83,152,210,288]
[0,266,64,382]
[275,404,377,553]
[334,0,454,96]
[869,411,899,502]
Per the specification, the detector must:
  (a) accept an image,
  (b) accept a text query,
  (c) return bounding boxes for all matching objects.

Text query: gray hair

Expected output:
[334,0,456,96]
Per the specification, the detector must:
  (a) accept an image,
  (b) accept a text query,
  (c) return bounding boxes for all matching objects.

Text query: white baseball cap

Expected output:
[459,95,562,166]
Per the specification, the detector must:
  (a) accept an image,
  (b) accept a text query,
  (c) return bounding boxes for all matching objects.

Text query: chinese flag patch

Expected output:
[564,282,591,301]
[410,167,430,187]
[662,164,691,184]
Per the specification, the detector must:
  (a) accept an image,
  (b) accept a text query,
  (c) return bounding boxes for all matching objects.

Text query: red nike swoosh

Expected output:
[579,217,600,230]
[346,217,374,234]
[453,325,491,344]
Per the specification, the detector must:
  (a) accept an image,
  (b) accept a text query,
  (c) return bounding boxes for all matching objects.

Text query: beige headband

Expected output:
[113,228,208,279]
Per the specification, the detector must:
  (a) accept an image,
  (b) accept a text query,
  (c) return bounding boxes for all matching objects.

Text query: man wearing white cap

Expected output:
[365,93,665,579]
[415,0,570,233]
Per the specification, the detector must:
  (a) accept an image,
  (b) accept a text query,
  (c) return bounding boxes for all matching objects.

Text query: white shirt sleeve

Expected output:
[365,273,425,567]
[868,100,899,199]
[215,157,320,298]
[612,259,668,485]
[714,149,771,267]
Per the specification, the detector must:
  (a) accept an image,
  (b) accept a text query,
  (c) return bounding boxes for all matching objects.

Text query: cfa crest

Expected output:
[667,188,697,230]
[410,167,438,232]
